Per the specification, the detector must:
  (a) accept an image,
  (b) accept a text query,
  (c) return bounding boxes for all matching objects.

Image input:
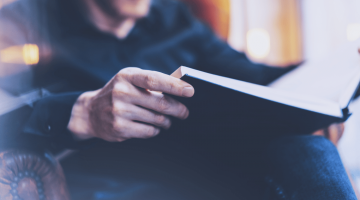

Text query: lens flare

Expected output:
[0,44,39,65]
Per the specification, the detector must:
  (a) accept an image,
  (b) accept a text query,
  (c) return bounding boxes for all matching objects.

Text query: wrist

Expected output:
[67,90,98,140]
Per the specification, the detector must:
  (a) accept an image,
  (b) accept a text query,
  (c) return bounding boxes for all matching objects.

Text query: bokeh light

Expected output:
[246,28,270,59]
[23,44,39,65]
[0,44,39,65]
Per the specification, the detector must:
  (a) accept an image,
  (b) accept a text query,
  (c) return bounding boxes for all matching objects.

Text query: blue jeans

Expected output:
[263,136,356,199]
[62,135,356,200]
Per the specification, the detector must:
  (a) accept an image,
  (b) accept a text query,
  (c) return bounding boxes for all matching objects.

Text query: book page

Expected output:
[269,41,360,108]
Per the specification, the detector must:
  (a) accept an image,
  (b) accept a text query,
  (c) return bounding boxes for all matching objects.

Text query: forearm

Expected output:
[22,92,85,149]
[198,47,299,86]
[194,20,299,85]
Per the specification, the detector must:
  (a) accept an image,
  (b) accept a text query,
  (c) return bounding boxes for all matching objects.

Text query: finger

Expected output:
[114,119,160,140]
[131,90,189,119]
[124,68,194,97]
[113,102,171,129]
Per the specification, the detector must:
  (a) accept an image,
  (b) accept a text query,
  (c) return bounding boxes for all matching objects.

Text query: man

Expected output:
[0,0,357,199]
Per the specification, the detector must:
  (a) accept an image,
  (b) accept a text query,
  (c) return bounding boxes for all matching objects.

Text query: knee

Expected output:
[266,135,337,158]
[263,135,355,200]
[263,135,343,173]
[0,149,70,200]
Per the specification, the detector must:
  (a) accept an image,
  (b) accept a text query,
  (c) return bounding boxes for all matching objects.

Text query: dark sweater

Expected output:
[0,0,295,151]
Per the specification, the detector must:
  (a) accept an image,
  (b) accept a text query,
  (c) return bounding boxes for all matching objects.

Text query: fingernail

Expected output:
[154,128,160,136]
[182,86,194,97]
[164,119,172,129]
[183,109,189,119]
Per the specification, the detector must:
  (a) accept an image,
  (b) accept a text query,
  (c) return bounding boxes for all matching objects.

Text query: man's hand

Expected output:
[67,67,194,142]
[312,123,344,146]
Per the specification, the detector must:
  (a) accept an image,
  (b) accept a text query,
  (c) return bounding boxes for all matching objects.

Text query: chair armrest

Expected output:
[0,149,70,200]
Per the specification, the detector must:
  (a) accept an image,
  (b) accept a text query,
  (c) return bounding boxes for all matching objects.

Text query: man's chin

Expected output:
[121,11,149,20]
[115,0,151,19]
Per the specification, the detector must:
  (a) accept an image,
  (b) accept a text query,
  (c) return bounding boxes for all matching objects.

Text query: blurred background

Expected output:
[1,0,360,192]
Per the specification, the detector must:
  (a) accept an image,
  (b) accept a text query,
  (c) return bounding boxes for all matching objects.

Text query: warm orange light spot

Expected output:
[0,45,23,64]
[22,44,39,65]
[246,29,271,59]
[0,44,39,65]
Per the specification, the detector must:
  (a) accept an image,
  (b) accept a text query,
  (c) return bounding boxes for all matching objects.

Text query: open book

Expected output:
[170,42,360,136]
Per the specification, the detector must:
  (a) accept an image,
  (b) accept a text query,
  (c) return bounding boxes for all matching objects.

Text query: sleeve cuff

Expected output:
[23,92,98,149]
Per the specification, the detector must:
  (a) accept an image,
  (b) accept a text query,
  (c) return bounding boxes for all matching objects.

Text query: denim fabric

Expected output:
[61,135,356,200]
[263,136,357,200]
